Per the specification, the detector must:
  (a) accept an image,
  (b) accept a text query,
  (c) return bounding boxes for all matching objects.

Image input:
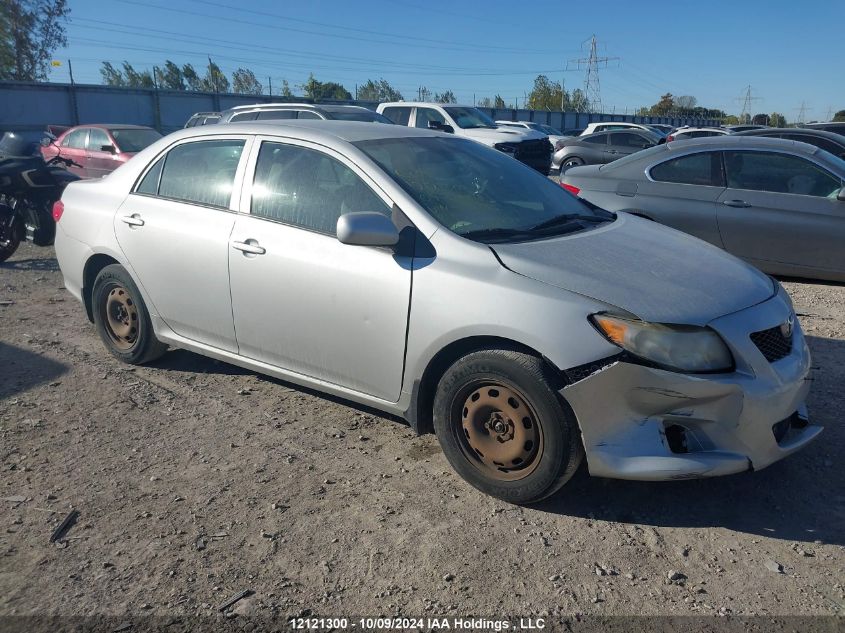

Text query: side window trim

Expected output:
[239,135,396,230]
[130,135,253,211]
[721,149,840,195]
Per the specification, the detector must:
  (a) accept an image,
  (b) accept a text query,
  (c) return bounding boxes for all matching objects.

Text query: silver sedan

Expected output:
[53,122,821,504]
[561,135,845,281]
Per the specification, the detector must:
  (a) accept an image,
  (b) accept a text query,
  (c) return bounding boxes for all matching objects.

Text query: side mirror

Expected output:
[838,187,845,202]
[337,212,399,247]
[101,144,116,154]
[428,121,454,134]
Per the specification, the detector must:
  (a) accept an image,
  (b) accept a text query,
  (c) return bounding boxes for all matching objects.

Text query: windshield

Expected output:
[443,107,497,129]
[536,124,562,135]
[110,128,162,153]
[354,136,610,242]
[326,110,392,123]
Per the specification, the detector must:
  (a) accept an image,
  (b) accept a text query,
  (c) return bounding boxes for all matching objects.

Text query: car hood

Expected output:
[491,213,775,326]
[463,127,546,145]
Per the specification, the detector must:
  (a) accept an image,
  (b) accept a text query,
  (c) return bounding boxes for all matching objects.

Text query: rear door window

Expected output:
[380,106,412,126]
[256,110,297,120]
[582,134,607,145]
[296,110,321,119]
[87,128,111,152]
[723,151,841,197]
[610,132,653,149]
[650,152,723,186]
[153,139,246,207]
[62,128,88,149]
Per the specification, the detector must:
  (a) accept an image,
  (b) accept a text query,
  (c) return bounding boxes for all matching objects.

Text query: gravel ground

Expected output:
[1,243,843,629]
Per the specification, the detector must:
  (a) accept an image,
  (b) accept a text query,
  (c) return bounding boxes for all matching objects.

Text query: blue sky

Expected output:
[51,0,844,122]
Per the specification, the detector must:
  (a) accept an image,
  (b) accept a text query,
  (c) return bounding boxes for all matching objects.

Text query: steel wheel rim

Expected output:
[101,283,139,350]
[453,381,544,482]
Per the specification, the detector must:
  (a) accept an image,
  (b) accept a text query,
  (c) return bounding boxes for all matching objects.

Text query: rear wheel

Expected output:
[433,349,583,504]
[562,157,584,172]
[92,264,167,364]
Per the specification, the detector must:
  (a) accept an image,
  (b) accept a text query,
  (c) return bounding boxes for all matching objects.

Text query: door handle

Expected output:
[120,214,145,227]
[722,200,751,208]
[231,240,266,255]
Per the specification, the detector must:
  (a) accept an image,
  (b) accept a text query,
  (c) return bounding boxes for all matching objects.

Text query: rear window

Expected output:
[380,106,412,126]
[110,128,161,153]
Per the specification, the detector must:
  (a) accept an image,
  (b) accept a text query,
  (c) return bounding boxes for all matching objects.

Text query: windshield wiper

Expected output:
[529,213,607,232]
[460,227,536,242]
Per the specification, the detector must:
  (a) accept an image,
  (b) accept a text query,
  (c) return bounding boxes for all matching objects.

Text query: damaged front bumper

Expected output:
[562,290,822,481]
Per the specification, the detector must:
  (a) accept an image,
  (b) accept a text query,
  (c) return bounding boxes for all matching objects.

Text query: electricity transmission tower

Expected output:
[795,101,809,124]
[567,35,619,113]
[737,85,762,123]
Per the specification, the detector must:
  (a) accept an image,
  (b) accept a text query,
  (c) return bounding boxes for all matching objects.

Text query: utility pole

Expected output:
[268,77,272,96]
[794,101,809,125]
[567,35,619,114]
[825,106,833,121]
[737,85,761,124]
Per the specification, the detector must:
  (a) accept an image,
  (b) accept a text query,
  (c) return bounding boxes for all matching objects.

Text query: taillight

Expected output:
[52,200,64,222]
[561,183,581,196]
[666,134,675,142]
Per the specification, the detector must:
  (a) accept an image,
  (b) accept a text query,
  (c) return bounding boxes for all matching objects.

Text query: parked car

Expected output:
[378,102,551,174]
[725,125,768,133]
[495,120,566,146]
[552,129,660,173]
[666,127,729,142]
[561,136,845,281]
[801,121,845,136]
[735,127,845,159]
[580,122,656,136]
[647,124,674,135]
[41,124,162,179]
[184,112,221,127]
[53,121,821,503]
[219,103,392,124]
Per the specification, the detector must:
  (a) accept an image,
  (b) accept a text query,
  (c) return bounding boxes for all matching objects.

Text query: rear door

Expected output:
[114,136,251,352]
[633,150,726,245]
[607,132,654,162]
[379,106,413,126]
[716,150,845,273]
[84,128,117,179]
[59,128,89,178]
[227,137,412,401]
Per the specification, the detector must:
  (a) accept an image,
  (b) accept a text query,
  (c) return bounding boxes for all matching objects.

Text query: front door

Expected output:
[716,150,845,273]
[114,137,250,352]
[228,139,412,401]
[85,128,118,179]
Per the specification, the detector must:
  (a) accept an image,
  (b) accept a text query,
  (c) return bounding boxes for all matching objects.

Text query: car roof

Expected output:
[165,119,452,144]
[65,124,154,131]
[735,127,845,142]
[379,101,475,109]
[224,102,318,112]
[663,135,824,155]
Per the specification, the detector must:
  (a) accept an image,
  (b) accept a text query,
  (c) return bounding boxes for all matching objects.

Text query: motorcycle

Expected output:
[0,131,81,262]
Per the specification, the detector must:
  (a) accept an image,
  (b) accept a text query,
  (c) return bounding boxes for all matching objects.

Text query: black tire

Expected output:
[91,264,167,365]
[433,349,583,504]
[561,157,584,172]
[0,209,21,263]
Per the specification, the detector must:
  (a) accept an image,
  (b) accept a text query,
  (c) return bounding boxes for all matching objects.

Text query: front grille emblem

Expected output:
[780,315,794,339]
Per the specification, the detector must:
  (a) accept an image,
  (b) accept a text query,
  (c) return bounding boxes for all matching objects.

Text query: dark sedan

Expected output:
[551,129,660,173]
[736,127,845,159]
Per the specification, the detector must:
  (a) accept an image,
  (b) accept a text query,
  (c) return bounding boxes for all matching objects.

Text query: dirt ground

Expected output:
[1,243,843,629]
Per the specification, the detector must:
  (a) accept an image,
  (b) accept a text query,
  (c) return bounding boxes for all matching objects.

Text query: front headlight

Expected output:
[591,313,734,373]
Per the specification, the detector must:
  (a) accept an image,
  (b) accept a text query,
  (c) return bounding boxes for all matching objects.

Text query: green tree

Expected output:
[180,64,203,91]
[280,79,293,97]
[570,88,588,113]
[201,60,228,93]
[121,62,154,88]
[768,112,786,127]
[650,93,675,116]
[231,68,262,95]
[477,96,493,108]
[0,0,70,81]
[751,113,770,126]
[158,60,184,90]
[526,75,565,111]
[301,74,351,100]
[674,95,697,112]
[435,89,456,103]
[494,95,506,109]
[833,110,845,122]
[357,78,402,102]
[99,61,125,86]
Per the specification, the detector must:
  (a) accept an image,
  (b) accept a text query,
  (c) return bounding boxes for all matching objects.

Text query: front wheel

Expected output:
[433,349,583,504]
[0,203,21,263]
[92,264,167,364]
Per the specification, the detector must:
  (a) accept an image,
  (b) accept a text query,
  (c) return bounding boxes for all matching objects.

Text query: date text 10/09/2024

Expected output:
[288,617,547,630]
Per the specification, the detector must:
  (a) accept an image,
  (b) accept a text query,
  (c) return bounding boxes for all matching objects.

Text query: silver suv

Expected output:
[219,103,392,124]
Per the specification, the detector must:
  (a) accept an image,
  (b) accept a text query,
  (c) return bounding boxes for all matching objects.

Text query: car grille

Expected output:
[750,325,793,362]
[514,138,552,174]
